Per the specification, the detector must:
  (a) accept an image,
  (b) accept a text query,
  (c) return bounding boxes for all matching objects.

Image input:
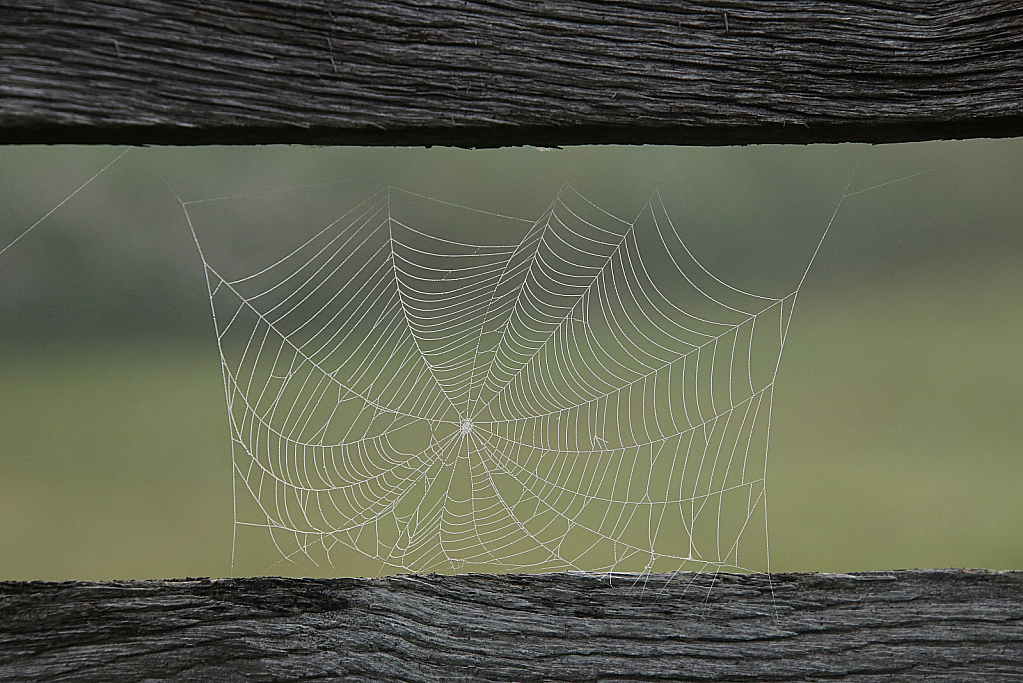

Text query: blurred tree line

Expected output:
[1,141,1020,349]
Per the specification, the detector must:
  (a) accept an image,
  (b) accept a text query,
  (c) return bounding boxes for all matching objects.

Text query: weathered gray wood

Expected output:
[1,570,1021,682]
[2,1,1022,147]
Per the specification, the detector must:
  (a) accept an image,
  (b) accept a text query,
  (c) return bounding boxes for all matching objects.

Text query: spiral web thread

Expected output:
[184,183,810,576]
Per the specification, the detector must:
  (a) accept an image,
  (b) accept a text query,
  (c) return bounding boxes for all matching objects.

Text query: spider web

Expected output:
[181,180,819,576]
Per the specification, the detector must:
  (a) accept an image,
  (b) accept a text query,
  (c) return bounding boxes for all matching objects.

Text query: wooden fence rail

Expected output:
[2,1,1022,147]
[2,570,1022,682]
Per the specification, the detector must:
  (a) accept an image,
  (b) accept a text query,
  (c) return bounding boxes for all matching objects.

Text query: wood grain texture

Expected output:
[1,570,1021,682]
[1,1,1022,147]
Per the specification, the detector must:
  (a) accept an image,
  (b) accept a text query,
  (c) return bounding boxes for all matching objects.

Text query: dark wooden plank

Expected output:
[2,570,1021,682]
[2,1,1022,147]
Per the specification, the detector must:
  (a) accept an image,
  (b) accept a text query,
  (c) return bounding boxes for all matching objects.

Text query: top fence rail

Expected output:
[2,0,1022,147]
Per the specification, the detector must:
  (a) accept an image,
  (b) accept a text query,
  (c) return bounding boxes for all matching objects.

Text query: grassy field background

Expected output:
[1,141,1020,580]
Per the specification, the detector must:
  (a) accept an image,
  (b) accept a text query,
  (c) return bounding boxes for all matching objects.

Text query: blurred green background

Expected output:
[1,141,1020,580]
